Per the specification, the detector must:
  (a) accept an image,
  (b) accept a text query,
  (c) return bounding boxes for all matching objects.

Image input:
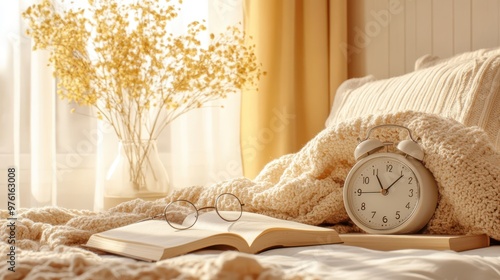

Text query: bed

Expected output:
[1,48,500,279]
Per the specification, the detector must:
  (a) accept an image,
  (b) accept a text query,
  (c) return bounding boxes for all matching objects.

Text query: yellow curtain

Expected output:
[241,0,348,178]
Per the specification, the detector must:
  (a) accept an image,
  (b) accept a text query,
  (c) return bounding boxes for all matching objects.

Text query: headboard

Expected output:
[347,0,500,79]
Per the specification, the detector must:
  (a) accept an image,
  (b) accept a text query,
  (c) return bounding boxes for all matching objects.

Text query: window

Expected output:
[0,0,244,210]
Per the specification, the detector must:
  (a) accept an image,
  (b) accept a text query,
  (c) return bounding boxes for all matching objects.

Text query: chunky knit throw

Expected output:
[1,111,499,279]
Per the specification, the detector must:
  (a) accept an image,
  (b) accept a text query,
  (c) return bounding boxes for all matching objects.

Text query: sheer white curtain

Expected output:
[0,0,244,211]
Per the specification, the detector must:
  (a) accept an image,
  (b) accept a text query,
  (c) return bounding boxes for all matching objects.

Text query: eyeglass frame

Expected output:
[143,193,245,230]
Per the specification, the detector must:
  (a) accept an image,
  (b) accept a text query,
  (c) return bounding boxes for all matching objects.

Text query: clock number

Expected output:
[386,164,393,172]
[382,216,388,223]
[408,177,413,184]
[371,211,376,218]
[363,176,369,184]
[395,211,400,220]
[372,169,378,176]
[356,189,362,196]
[361,202,366,210]
[405,202,410,209]
[408,189,414,197]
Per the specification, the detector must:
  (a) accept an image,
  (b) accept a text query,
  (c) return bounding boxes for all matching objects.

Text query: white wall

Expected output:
[347,0,500,79]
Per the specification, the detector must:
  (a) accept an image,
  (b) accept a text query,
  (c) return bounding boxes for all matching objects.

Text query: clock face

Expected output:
[344,154,421,232]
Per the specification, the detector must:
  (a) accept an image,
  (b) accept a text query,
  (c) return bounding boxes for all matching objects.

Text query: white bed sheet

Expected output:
[176,244,500,280]
[100,244,500,279]
[255,244,500,279]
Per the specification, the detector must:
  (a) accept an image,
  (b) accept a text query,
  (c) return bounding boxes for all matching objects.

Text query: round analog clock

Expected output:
[343,125,438,234]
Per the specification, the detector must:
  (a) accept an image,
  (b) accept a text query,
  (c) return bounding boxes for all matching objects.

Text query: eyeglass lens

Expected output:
[215,193,243,222]
[164,200,198,230]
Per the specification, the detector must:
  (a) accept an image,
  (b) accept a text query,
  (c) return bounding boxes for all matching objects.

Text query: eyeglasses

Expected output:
[142,193,244,230]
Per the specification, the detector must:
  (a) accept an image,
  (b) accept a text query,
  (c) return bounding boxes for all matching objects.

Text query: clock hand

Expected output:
[376,174,384,190]
[385,174,404,191]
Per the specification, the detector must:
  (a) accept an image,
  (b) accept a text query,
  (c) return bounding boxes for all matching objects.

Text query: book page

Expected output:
[95,219,221,249]
[192,211,334,246]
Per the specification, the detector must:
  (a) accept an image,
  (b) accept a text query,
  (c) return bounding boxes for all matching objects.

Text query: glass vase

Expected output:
[103,139,170,209]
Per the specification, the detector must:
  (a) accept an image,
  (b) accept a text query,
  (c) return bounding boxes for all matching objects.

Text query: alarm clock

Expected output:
[343,124,438,234]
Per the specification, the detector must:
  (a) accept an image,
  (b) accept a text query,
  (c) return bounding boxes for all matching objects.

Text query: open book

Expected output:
[86,211,341,261]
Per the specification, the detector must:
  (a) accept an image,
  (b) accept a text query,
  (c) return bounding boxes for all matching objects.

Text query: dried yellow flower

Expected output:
[23,0,264,143]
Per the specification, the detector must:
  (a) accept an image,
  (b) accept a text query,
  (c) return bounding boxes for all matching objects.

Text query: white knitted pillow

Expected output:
[328,54,500,151]
[414,47,500,70]
[325,75,375,127]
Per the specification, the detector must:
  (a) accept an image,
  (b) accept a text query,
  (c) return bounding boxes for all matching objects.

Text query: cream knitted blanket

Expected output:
[1,111,499,279]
